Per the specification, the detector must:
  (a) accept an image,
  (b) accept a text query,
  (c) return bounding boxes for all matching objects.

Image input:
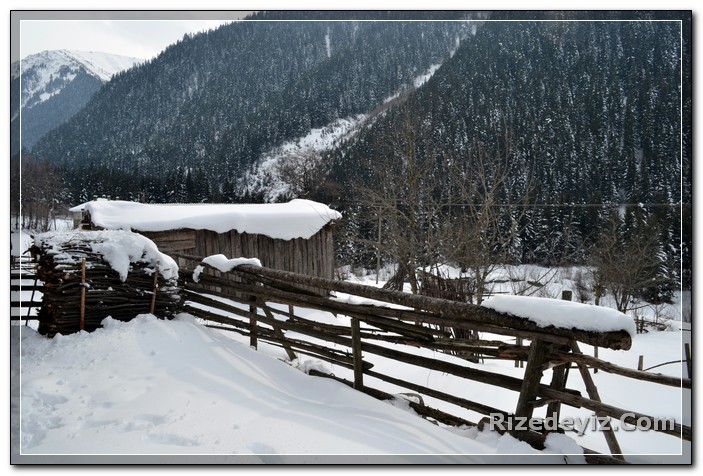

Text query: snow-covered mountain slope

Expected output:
[11,50,142,155]
[238,57,451,203]
[14,49,142,109]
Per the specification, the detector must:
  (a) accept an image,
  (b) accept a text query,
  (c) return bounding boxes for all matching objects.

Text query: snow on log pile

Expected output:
[30,230,180,337]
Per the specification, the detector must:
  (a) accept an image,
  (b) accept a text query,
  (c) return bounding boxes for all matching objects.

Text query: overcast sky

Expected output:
[13,11,254,63]
[11,2,697,63]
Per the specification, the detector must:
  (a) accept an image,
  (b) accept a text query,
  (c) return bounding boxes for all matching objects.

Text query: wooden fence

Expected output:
[10,255,42,323]
[181,262,692,464]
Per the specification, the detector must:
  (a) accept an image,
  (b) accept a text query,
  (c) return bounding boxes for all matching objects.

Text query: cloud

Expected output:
[17,14,248,61]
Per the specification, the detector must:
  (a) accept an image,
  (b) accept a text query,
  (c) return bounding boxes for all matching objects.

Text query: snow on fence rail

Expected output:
[180,261,691,463]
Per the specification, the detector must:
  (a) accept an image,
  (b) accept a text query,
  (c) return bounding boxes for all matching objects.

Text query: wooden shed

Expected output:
[73,199,341,281]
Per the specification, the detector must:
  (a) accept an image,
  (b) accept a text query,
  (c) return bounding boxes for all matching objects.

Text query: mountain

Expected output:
[322,17,689,276]
[11,50,142,155]
[25,11,690,285]
[30,12,473,203]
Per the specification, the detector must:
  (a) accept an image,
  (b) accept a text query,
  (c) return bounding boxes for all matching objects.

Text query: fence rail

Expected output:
[180,263,692,463]
[10,257,42,322]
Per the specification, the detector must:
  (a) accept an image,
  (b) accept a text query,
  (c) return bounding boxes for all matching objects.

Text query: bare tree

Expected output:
[589,211,664,315]
[10,155,21,229]
[18,154,68,231]
[355,110,446,294]
[440,131,533,305]
[275,148,329,199]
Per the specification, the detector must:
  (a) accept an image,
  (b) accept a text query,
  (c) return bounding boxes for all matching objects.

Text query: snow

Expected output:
[34,230,179,282]
[78,199,342,241]
[17,50,141,108]
[481,294,637,338]
[194,255,261,282]
[241,46,462,203]
[10,234,690,465]
[240,115,366,202]
[66,50,143,82]
[14,314,576,462]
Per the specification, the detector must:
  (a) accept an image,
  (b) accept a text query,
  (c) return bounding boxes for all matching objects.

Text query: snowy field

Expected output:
[9,225,692,465]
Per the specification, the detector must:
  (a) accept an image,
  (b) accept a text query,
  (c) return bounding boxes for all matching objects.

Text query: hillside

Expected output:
[11,50,142,155]
[31,12,472,203]
[326,19,687,274]
[22,11,691,295]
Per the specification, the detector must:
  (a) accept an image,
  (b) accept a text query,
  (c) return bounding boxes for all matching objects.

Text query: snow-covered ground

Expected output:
[9,226,692,465]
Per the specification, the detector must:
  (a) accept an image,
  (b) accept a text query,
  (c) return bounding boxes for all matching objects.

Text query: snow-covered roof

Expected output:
[481,295,637,338]
[74,199,342,241]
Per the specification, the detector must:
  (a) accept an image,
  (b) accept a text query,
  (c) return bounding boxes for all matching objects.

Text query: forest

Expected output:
[12,11,691,307]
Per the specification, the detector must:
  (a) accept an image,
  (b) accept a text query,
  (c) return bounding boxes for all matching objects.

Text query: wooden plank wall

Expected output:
[144,224,336,280]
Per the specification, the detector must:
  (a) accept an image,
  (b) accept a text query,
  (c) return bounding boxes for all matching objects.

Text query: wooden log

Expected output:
[569,341,625,460]
[232,265,632,350]
[351,317,364,390]
[550,349,690,389]
[514,339,551,440]
[363,368,510,419]
[190,274,448,340]
[307,369,477,428]
[247,280,258,349]
[11,315,40,321]
[79,258,86,331]
[537,385,691,441]
[256,300,297,361]
[149,264,159,314]
[546,361,570,421]
[188,270,573,345]
[10,300,43,308]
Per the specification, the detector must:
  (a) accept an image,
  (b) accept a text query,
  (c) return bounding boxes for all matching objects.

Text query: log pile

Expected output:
[30,235,180,337]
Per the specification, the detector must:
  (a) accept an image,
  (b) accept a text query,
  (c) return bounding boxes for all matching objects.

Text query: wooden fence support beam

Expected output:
[351,317,364,390]
[684,343,692,380]
[546,361,570,422]
[246,278,258,349]
[549,349,689,389]
[79,258,86,331]
[546,290,573,419]
[149,264,159,314]
[514,339,551,438]
[570,341,625,460]
[257,299,297,361]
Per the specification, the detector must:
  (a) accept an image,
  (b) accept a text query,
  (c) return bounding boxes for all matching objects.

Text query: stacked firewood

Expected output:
[30,239,180,337]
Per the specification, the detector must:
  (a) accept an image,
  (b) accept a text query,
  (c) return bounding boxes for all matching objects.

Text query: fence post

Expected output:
[684,343,692,380]
[149,264,159,314]
[515,337,523,368]
[514,339,550,438]
[547,290,572,412]
[80,258,86,331]
[546,359,570,422]
[351,317,364,390]
[246,277,258,349]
